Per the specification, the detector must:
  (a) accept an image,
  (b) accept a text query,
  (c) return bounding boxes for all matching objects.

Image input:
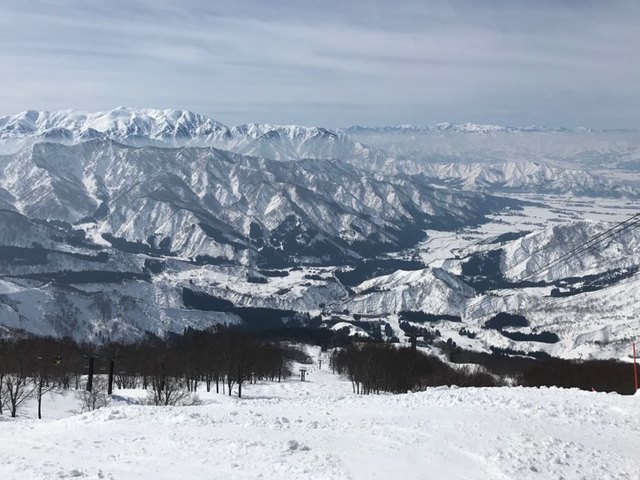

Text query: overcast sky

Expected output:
[1,0,639,128]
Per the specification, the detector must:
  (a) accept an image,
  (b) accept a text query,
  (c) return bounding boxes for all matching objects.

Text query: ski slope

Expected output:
[0,350,638,479]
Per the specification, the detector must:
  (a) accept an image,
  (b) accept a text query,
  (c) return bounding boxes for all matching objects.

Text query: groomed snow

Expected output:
[1,350,638,479]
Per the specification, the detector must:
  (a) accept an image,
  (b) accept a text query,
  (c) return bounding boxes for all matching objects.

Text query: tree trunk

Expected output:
[37,379,43,420]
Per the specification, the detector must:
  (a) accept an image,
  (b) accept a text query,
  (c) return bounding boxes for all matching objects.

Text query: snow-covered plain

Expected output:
[1,350,639,480]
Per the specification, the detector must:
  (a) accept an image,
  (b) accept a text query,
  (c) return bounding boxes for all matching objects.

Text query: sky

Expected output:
[1,0,639,128]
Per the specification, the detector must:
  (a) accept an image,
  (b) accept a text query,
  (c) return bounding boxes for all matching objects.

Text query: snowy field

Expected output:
[1,350,639,480]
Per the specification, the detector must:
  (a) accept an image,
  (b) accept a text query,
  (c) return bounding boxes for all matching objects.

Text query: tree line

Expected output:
[0,330,307,418]
[445,345,636,395]
[331,341,638,396]
[331,343,498,394]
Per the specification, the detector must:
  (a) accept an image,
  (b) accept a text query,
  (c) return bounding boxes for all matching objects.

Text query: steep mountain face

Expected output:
[0,208,350,340]
[217,123,387,164]
[344,219,631,318]
[0,140,508,266]
[0,116,522,342]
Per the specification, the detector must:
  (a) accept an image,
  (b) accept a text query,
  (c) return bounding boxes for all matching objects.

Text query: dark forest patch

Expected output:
[481,231,531,245]
[335,259,424,286]
[484,312,529,330]
[399,311,462,323]
[259,269,289,278]
[550,266,639,297]
[447,346,634,394]
[14,270,150,284]
[0,246,48,265]
[500,330,560,344]
[102,233,173,256]
[181,288,307,330]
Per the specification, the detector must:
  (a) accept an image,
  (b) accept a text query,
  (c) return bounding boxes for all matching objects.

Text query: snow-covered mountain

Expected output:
[0,107,389,165]
[0,107,226,142]
[1,108,640,357]
[371,160,635,197]
[0,136,514,342]
[2,190,640,358]
[2,108,637,197]
[346,268,474,316]
[500,221,640,282]
[0,139,507,265]
[333,218,640,358]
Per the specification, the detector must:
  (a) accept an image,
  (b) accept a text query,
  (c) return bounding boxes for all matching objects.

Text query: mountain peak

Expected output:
[0,107,232,146]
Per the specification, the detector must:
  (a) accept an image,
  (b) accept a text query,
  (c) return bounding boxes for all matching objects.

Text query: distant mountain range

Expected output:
[3,108,634,146]
[0,107,386,164]
[2,107,639,196]
[339,124,627,135]
[1,108,639,357]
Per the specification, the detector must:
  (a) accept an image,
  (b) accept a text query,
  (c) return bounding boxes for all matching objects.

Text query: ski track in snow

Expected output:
[1,353,639,480]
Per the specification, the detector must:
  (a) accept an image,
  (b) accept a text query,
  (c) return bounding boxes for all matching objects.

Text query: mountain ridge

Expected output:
[3,107,634,140]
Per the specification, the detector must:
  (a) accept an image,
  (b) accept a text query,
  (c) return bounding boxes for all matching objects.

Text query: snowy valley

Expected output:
[0,108,640,364]
[0,108,639,362]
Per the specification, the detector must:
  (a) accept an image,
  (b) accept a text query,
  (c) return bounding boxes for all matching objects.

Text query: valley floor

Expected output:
[0,353,639,480]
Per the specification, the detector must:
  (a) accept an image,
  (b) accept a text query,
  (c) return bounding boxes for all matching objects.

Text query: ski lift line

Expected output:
[501,217,640,298]
[480,212,640,301]
[467,225,637,317]
[517,214,640,281]
[518,216,640,283]
[465,213,640,318]
[503,212,640,276]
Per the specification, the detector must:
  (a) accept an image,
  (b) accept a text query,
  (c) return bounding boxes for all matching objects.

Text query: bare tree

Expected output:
[79,376,110,412]
[3,372,36,418]
[33,367,56,419]
[147,375,199,406]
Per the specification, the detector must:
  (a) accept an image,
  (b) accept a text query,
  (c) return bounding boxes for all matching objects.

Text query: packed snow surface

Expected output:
[0,353,638,480]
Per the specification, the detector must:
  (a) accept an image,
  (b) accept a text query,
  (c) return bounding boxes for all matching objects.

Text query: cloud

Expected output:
[0,0,638,128]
